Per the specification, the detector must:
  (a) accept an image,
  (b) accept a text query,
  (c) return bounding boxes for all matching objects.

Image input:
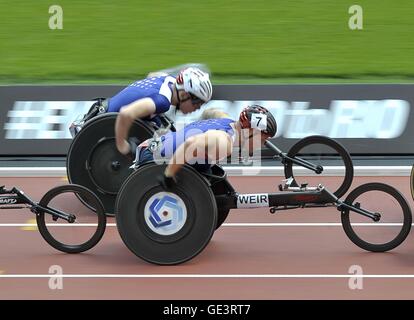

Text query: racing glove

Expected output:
[124,137,140,161]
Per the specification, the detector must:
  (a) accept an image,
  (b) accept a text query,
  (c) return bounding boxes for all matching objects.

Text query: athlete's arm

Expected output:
[200,108,231,120]
[115,98,156,155]
[164,130,233,178]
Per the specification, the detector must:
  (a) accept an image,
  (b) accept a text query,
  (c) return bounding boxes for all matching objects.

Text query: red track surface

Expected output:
[0,176,413,299]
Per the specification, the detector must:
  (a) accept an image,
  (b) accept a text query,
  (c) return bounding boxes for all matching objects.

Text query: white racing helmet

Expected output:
[175,67,213,103]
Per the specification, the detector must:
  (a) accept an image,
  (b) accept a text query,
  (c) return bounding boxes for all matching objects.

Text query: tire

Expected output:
[284,135,354,198]
[36,184,107,253]
[115,163,217,265]
[67,113,155,216]
[341,183,412,252]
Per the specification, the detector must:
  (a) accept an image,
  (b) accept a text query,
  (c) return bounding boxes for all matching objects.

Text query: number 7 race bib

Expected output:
[250,114,267,131]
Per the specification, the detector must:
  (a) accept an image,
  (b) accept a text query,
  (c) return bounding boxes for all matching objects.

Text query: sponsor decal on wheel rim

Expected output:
[144,192,187,236]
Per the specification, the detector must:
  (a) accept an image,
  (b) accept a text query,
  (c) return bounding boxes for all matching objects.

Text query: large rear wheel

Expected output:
[115,163,217,265]
[67,113,155,215]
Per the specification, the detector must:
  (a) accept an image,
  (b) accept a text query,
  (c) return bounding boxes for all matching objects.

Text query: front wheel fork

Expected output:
[338,201,381,222]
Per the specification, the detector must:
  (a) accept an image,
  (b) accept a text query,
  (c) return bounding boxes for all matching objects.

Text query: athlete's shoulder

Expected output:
[127,75,173,88]
[182,118,234,137]
[145,75,175,84]
[206,117,235,126]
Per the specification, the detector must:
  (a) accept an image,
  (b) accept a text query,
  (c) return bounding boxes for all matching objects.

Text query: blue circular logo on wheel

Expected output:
[144,192,187,235]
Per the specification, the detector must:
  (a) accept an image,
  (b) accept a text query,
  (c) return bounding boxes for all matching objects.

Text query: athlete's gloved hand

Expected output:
[120,137,140,161]
[127,137,140,157]
[157,173,177,190]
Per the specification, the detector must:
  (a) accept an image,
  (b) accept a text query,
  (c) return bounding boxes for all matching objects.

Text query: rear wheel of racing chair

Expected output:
[67,112,155,216]
[341,183,412,252]
[36,184,106,253]
[115,163,217,265]
[284,135,354,198]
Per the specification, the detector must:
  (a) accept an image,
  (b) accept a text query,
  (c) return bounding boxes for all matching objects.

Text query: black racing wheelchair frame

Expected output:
[0,184,106,253]
[265,140,323,175]
[0,185,75,222]
[212,141,375,220]
[206,143,411,255]
[210,142,401,226]
[214,179,380,222]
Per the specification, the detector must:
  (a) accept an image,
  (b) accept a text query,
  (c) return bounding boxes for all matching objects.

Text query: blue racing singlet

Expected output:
[159,118,235,158]
[108,76,175,114]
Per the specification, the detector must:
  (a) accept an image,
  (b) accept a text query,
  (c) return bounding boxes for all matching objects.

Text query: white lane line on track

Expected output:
[0,223,408,227]
[222,223,406,227]
[0,166,411,177]
[0,274,414,278]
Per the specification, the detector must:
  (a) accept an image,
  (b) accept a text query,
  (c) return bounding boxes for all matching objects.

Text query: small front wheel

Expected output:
[341,183,412,252]
[36,184,106,253]
[284,135,354,198]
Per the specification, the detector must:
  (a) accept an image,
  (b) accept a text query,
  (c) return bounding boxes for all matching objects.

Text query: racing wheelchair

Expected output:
[67,100,176,216]
[68,103,354,218]
[114,141,412,265]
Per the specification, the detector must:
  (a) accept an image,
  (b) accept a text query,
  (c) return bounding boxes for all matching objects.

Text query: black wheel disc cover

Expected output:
[115,163,217,265]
